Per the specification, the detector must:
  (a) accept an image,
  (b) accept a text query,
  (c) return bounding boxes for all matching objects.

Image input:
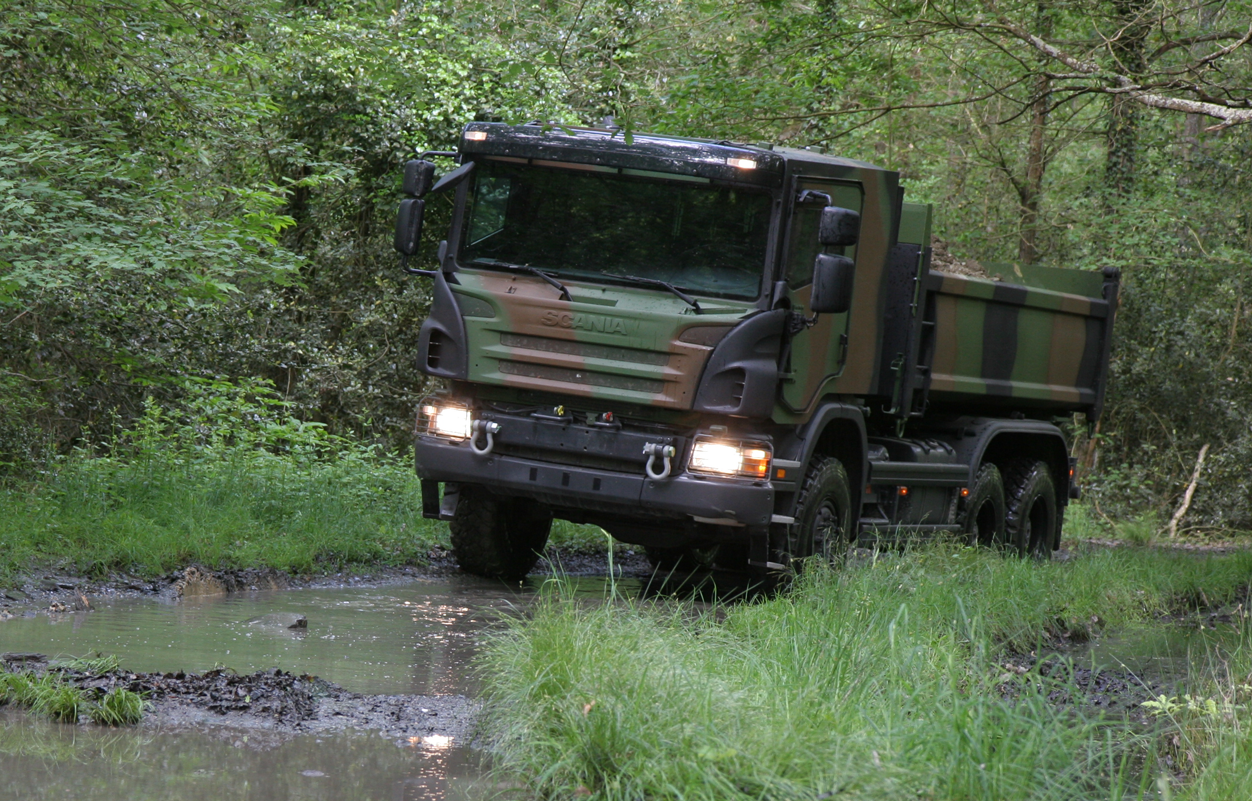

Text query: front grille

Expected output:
[500,333,670,366]
[499,361,666,395]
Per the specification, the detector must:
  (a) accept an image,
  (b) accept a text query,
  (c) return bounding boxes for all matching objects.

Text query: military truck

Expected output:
[394,122,1118,579]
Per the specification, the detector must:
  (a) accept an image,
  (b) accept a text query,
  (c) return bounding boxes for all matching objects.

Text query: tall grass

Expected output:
[478,545,1252,800]
[0,381,444,582]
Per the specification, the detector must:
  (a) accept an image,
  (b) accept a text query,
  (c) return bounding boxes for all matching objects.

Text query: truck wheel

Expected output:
[1002,459,1058,559]
[448,487,552,579]
[645,545,719,573]
[785,456,853,567]
[963,463,1007,547]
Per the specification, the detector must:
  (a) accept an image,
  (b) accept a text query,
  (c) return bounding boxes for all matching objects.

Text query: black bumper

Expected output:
[415,435,774,527]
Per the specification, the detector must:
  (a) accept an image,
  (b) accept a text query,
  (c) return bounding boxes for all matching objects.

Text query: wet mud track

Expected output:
[1,659,479,743]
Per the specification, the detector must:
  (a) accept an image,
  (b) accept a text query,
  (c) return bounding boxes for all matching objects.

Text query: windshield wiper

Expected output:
[471,259,571,301]
[602,273,702,313]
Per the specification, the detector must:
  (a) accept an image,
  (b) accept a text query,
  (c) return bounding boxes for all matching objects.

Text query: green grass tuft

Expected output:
[2,671,90,723]
[57,653,122,674]
[1,669,146,725]
[89,688,148,726]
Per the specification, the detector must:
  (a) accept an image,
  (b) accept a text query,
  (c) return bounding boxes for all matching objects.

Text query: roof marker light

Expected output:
[726,157,757,170]
[465,131,488,141]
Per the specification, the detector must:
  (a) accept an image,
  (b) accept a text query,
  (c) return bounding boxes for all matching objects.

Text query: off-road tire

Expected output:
[449,486,552,579]
[963,463,1007,547]
[645,545,719,574]
[1002,459,1058,559]
[782,456,853,569]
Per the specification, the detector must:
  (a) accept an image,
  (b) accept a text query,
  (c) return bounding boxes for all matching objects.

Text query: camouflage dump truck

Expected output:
[394,122,1119,579]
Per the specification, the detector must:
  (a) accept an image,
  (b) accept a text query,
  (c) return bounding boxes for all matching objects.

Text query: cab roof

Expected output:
[458,122,887,189]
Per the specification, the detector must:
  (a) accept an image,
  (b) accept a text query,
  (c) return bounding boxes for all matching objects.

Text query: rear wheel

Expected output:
[782,456,853,569]
[449,486,552,579]
[963,463,1007,547]
[1003,459,1058,559]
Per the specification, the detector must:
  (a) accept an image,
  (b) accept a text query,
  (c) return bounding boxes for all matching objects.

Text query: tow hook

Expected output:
[471,420,501,456]
[643,443,676,480]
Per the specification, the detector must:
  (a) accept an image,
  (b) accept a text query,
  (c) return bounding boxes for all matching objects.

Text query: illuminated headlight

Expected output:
[688,438,772,479]
[418,402,472,440]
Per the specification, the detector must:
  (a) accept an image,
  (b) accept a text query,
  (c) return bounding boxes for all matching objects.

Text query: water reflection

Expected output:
[0,708,485,801]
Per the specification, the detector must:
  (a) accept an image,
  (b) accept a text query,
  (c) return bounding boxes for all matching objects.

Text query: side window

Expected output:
[785,181,862,287]
[467,175,512,246]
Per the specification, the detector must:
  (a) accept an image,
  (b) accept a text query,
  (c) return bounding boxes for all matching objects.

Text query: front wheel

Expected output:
[782,456,853,569]
[1003,459,1059,559]
[449,486,552,579]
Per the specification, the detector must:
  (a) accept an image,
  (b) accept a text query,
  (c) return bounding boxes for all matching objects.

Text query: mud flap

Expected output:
[421,480,461,521]
[747,526,785,571]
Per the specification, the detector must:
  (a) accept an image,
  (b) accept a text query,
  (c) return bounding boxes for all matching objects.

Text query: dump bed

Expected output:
[892,204,1119,421]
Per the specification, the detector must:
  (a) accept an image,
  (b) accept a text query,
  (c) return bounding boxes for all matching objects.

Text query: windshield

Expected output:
[459,159,771,300]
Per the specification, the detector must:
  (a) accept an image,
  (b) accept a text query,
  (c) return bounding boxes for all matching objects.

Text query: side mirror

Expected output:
[818,206,860,247]
[394,198,425,256]
[403,160,437,197]
[811,254,855,314]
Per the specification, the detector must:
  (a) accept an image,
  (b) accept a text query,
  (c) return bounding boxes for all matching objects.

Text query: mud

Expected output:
[929,237,997,280]
[2,655,477,747]
[996,652,1166,721]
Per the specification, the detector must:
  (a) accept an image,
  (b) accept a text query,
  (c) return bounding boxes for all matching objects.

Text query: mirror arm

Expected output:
[399,254,437,277]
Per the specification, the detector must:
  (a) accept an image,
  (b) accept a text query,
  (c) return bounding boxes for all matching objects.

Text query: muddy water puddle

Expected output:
[0,707,484,800]
[1076,621,1248,682]
[0,574,641,696]
[0,573,642,800]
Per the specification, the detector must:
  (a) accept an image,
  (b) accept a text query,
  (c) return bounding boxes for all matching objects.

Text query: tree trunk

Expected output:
[1018,4,1053,265]
[1104,0,1150,200]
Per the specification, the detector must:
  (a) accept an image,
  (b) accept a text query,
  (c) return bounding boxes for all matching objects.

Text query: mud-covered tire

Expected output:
[783,456,853,568]
[449,486,552,579]
[1002,459,1058,559]
[645,545,719,573]
[963,463,1007,547]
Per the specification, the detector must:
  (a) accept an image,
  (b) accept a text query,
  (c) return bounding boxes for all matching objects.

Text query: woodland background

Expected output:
[2,0,1251,533]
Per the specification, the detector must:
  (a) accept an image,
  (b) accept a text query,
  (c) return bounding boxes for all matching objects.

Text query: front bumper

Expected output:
[415,435,774,527]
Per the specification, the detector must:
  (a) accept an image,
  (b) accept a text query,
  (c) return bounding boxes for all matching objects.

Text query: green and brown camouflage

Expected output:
[450,270,755,411]
[434,126,1113,427]
[401,122,1118,573]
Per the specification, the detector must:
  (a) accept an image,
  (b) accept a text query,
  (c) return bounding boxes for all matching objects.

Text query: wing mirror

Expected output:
[810,254,855,314]
[818,206,860,247]
[403,160,437,197]
[394,199,426,257]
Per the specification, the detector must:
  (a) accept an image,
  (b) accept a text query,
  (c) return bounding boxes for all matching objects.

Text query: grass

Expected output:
[88,688,148,726]
[0,444,444,584]
[1,672,91,723]
[477,544,1252,801]
[2,667,148,726]
[0,451,626,586]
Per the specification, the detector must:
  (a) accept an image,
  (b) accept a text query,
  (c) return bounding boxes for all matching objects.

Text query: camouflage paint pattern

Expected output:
[926,268,1112,411]
[450,270,753,410]
[422,123,1114,426]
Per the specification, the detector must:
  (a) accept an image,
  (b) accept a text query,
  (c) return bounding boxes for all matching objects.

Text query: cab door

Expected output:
[780,178,864,413]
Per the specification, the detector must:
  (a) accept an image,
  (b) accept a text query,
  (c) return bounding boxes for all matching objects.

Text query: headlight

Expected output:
[418,401,472,440]
[688,437,772,479]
